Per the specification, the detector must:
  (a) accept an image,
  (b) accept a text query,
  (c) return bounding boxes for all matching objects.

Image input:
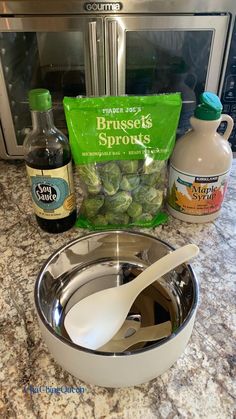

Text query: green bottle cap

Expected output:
[194,92,223,121]
[28,88,52,111]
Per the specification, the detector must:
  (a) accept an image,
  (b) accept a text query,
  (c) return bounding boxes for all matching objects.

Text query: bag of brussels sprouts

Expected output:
[63,94,182,229]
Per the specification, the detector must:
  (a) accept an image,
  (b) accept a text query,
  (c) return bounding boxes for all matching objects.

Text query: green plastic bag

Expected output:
[63,94,182,229]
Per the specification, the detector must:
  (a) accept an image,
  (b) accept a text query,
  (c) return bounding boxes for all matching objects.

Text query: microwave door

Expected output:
[0,16,104,158]
[106,14,230,135]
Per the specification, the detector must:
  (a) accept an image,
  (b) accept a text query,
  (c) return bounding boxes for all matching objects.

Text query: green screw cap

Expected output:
[28,88,52,111]
[194,92,223,121]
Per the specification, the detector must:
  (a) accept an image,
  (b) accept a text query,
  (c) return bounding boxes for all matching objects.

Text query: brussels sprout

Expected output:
[142,159,165,175]
[132,185,157,205]
[82,195,104,218]
[120,175,140,191]
[78,164,101,189]
[127,201,142,218]
[99,162,121,196]
[140,172,161,187]
[105,212,130,225]
[87,184,101,195]
[104,191,132,213]
[91,214,108,226]
[119,160,139,174]
[142,191,163,214]
[132,213,153,223]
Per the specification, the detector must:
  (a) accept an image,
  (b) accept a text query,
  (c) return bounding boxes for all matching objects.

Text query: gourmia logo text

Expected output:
[84,2,122,12]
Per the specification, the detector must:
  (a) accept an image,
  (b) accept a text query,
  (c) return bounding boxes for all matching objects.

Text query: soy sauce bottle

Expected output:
[24,89,77,233]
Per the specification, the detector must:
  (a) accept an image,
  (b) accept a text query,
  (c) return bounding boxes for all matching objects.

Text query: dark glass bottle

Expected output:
[24,89,77,233]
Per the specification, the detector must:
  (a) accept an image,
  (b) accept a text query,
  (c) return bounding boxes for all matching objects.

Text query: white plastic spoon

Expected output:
[64,243,199,350]
[99,321,172,352]
[112,319,141,340]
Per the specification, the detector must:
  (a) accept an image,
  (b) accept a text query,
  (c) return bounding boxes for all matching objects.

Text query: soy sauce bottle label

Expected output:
[26,162,76,220]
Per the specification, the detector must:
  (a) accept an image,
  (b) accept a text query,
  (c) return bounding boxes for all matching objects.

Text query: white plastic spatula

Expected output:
[64,244,199,350]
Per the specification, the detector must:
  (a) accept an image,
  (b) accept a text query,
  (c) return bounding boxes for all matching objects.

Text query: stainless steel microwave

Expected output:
[0,0,236,158]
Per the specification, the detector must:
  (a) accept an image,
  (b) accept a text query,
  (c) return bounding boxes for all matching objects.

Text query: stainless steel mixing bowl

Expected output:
[35,230,199,387]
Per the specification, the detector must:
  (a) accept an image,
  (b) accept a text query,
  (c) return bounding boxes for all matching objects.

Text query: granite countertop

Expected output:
[0,159,235,419]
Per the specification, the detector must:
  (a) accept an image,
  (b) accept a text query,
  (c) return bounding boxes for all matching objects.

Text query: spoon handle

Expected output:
[99,321,172,352]
[126,244,199,299]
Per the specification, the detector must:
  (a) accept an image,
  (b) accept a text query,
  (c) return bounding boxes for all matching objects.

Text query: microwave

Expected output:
[0,0,236,158]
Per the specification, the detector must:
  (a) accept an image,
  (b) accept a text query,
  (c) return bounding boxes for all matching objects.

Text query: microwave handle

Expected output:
[108,20,118,96]
[88,21,99,96]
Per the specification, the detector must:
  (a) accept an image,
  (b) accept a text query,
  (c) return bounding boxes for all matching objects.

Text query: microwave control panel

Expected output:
[220,17,236,151]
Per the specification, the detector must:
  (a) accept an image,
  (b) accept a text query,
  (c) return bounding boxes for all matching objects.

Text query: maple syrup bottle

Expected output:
[24,89,77,233]
[167,92,233,223]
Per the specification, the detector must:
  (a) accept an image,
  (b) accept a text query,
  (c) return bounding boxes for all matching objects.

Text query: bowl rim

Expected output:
[34,229,199,357]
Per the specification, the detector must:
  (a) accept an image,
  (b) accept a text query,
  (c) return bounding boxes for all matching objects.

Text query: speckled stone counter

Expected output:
[0,159,235,419]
